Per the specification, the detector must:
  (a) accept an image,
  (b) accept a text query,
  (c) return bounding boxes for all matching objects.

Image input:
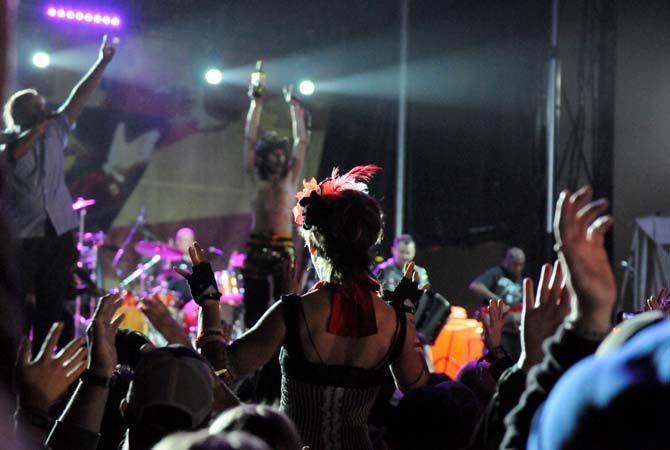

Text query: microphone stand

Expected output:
[112,208,145,276]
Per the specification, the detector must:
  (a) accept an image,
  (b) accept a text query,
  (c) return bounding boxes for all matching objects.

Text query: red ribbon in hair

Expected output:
[312,274,380,338]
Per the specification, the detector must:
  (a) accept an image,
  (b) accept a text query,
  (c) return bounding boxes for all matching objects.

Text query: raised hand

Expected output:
[174,243,221,305]
[139,295,192,347]
[87,294,125,378]
[554,187,616,332]
[16,323,88,411]
[518,262,571,372]
[99,34,115,64]
[645,288,670,312]
[485,299,504,349]
[384,262,423,312]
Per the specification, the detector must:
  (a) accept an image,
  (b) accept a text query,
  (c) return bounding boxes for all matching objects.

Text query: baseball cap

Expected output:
[126,344,215,429]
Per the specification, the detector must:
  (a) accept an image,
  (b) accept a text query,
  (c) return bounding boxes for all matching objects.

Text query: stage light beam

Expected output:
[299,80,315,96]
[32,52,51,69]
[205,69,223,85]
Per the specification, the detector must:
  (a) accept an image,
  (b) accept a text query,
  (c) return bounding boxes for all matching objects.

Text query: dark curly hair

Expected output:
[300,188,383,281]
[254,131,290,180]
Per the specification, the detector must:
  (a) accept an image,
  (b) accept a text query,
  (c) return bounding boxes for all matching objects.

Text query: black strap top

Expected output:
[279,293,407,388]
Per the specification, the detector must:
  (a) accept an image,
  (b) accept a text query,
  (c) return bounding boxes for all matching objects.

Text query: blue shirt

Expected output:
[5,115,78,238]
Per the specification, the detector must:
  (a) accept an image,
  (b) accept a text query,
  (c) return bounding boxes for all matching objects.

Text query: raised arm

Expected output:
[57,35,115,126]
[388,263,430,392]
[284,85,309,182]
[47,294,124,449]
[244,71,265,174]
[390,313,430,392]
[501,187,616,450]
[175,244,285,382]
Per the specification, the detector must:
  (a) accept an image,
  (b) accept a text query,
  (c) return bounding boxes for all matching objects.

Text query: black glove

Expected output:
[182,263,221,306]
[384,277,422,313]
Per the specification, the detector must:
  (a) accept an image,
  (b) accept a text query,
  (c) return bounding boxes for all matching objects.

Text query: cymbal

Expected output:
[134,240,183,261]
[72,197,96,211]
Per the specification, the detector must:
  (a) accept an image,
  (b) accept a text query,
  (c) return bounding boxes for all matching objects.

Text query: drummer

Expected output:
[166,227,196,302]
[174,227,195,267]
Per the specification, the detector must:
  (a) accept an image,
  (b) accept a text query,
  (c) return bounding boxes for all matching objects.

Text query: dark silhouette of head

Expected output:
[209,404,302,450]
[296,166,384,282]
[3,89,47,129]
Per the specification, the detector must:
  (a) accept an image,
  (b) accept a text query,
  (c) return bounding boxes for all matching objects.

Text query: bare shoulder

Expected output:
[299,288,329,304]
[371,294,396,320]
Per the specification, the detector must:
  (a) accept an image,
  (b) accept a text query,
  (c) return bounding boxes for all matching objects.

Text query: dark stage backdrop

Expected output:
[319,0,548,306]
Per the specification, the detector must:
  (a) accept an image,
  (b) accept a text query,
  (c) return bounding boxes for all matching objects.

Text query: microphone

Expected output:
[208,246,224,256]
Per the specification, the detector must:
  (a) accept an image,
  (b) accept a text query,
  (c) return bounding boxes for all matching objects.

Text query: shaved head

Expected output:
[503,247,525,277]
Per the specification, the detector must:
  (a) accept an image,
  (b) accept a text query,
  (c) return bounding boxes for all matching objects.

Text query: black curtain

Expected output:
[320,0,548,269]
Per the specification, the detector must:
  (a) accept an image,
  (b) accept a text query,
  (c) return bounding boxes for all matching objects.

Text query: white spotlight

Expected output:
[32,52,51,69]
[299,80,315,96]
[205,68,223,85]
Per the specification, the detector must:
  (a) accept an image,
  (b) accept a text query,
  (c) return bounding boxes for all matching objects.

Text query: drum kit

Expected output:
[71,197,246,342]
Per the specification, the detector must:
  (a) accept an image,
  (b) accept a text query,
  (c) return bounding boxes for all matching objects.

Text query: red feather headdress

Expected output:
[293,165,382,227]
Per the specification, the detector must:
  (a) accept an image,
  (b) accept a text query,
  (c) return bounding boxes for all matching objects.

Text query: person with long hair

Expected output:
[177,165,429,450]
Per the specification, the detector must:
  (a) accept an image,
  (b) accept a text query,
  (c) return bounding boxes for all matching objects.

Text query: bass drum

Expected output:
[113,291,150,336]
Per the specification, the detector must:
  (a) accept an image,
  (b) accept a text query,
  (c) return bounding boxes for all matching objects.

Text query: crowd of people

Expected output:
[2,35,670,450]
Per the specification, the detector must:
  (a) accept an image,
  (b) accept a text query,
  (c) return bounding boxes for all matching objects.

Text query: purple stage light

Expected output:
[46,6,122,27]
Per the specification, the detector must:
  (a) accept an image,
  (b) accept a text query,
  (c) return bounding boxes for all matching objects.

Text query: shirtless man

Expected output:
[242,72,309,328]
